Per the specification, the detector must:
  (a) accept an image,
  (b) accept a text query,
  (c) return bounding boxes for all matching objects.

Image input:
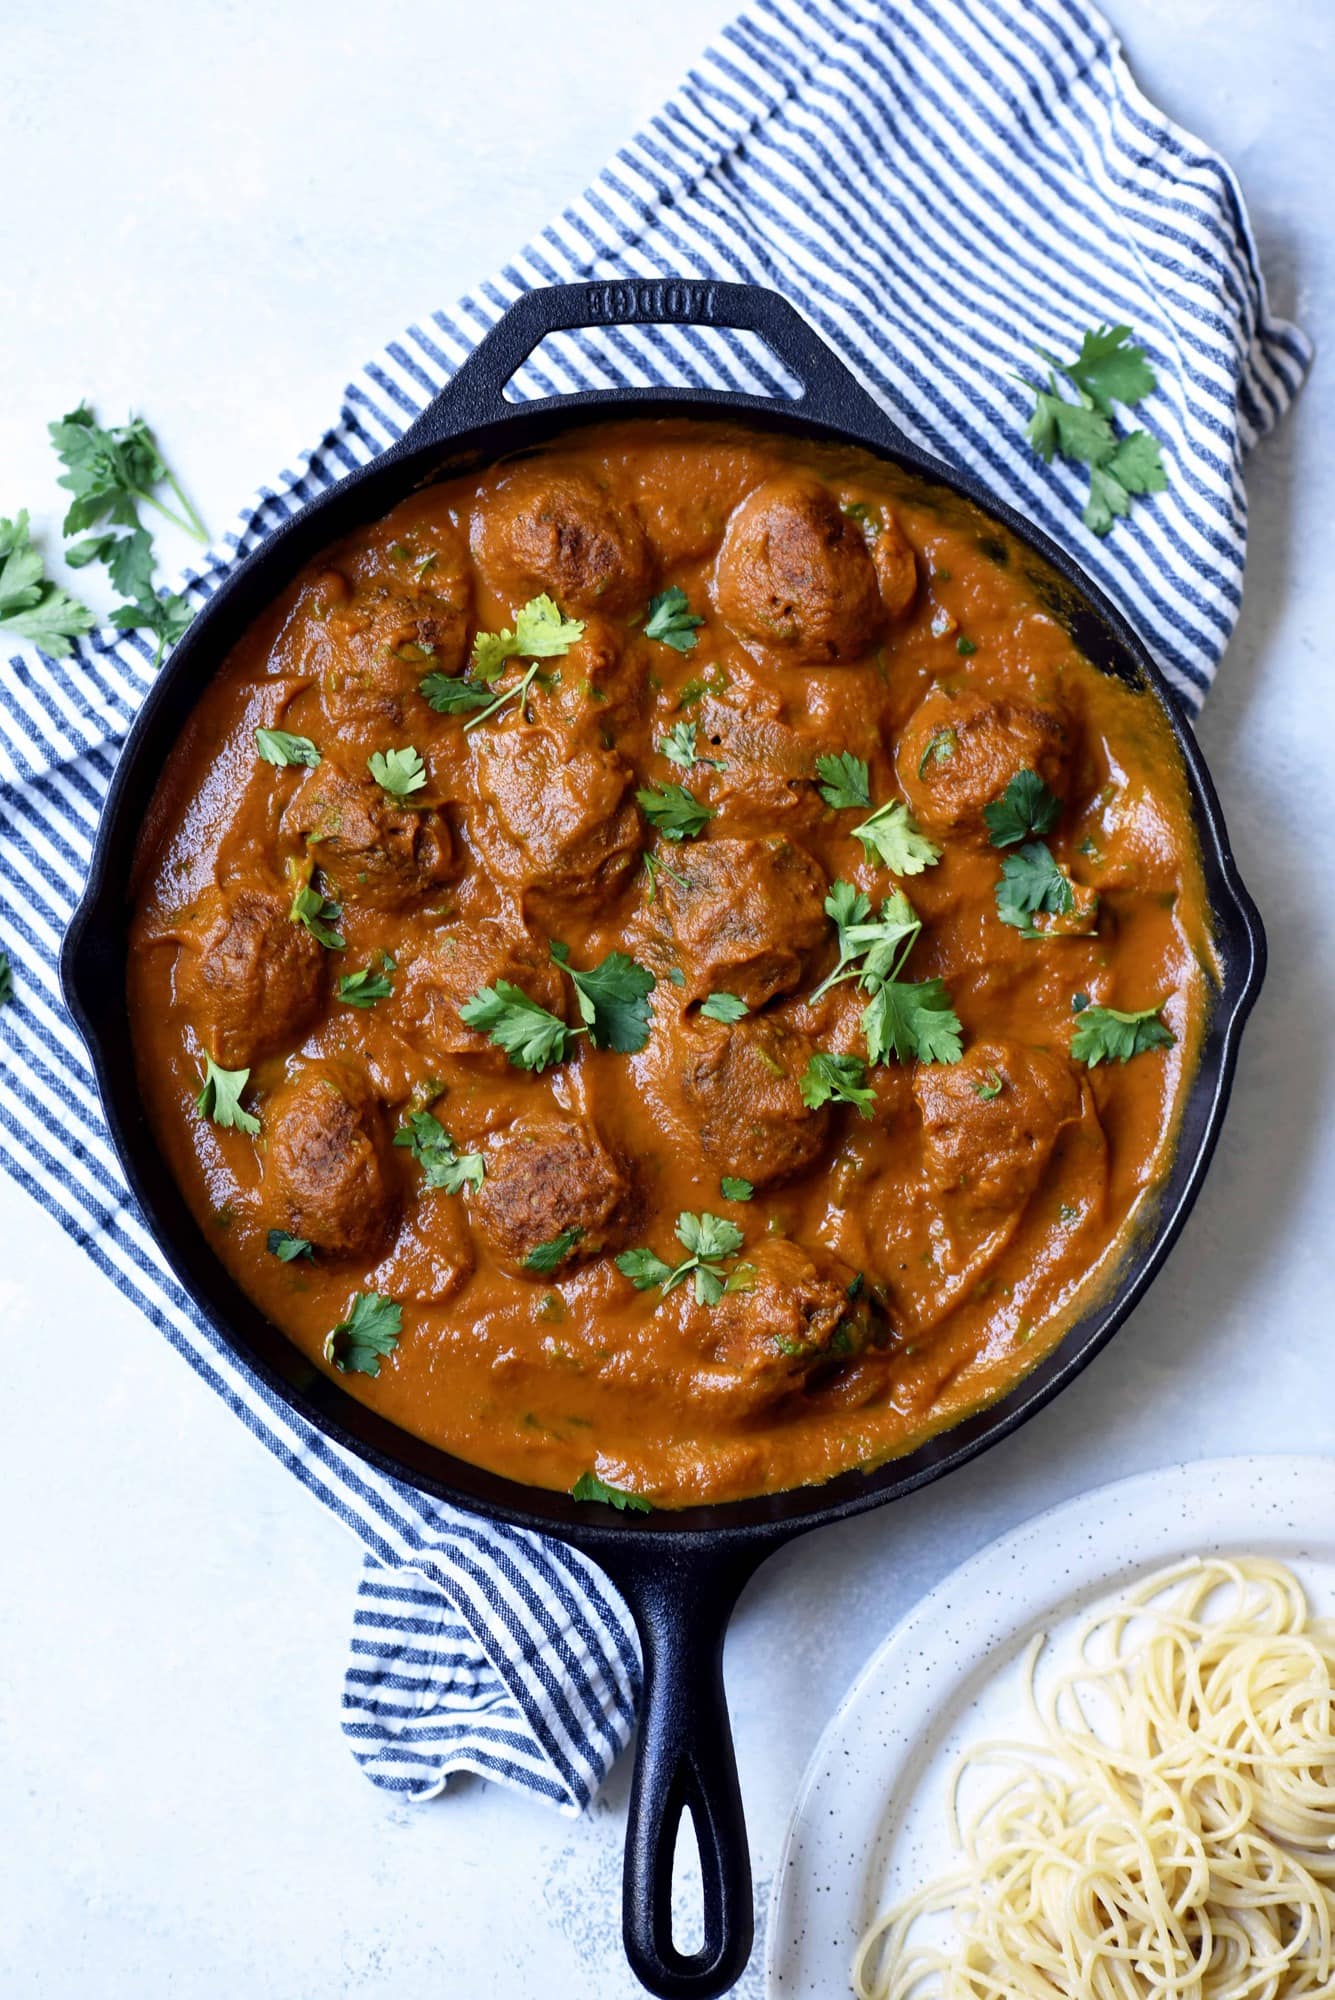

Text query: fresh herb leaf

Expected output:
[841,500,882,539]
[983,769,1062,847]
[615,1210,746,1307]
[524,1226,584,1273]
[659,720,725,771]
[419,671,495,714]
[641,848,692,901]
[459,979,571,1071]
[267,1229,313,1262]
[1043,323,1158,418]
[48,403,206,543]
[324,1292,402,1376]
[974,1071,1003,1101]
[809,881,921,1003]
[720,1176,754,1202]
[393,1111,484,1193]
[853,799,942,876]
[571,1471,653,1513]
[917,725,958,781]
[815,751,872,811]
[195,1056,260,1135]
[643,586,704,653]
[636,782,715,843]
[1083,430,1168,536]
[255,727,321,769]
[701,991,749,1024]
[1071,1000,1175,1067]
[550,941,656,1054]
[286,858,345,951]
[995,841,1075,933]
[471,593,585,679]
[800,1050,875,1118]
[368,745,427,799]
[337,957,394,1008]
[0,511,94,656]
[862,978,963,1066]
[955,635,977,656]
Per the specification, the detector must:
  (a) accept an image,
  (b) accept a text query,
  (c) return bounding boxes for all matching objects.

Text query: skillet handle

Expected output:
[589,1539,769,2000]
[394,278,900,447]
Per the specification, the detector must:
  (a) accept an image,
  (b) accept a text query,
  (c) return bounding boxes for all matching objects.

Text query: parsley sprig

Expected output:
[1071,1000,1175,1066]
[636,782,715,843]
[195,1056,260,1136]
[995,843,1097,938]
[643,586,704,653]
[984,769,1061,847]
[524,1226,585,1273]
[616,1211,752,1307]
[550,941,656,1054]
[853,798,942,875]
[324,1292,402,1376]
[815,752,871,810]
[421,594,583,728]
[368,746,427,800]
[393,1111,484,1193]
[809,882,962,1067]
[800,1050,874,1118]
[1019,325,1167,536]
[0,511,93,656]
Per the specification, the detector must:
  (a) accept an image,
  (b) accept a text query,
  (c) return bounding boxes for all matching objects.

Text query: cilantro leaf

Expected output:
[471,593,584,679]
[659,720,725,771]
[324,1292,402,1376]
[1071,1000,1175,1067]
[918,725,959,781]
[286,859,345,951]
[809,881,921,1003]
[524,1226,584,1273]
[974,1071,1003,1101]
[0,511,94,657]
[195,1056,260,1135]
[368,745,427,799]
[853,799,942,875]
[419,671,495,714]
[1046,323,1158,417]
[995,841,1075,933]
[337,957,394,1008]
[393,1111,484,1193]
[459,979,570,1071]
[256,727,321,769]
[862,979,963,1066]
[1083,431,1167,537]
[1026,382,1115,466]
[701,992,749,1024]
[615,1210,746,1307]
[983,769,1062,847]
[644,586,704,653]
[48,403,206,543]
[720,1176,754,1202]
[571,1472,653,1513]
[636,782,715,843]
[800,1050,875,1118]
[815,751,871,810]
[267,1229,313,1262]
[550,941,656,1054]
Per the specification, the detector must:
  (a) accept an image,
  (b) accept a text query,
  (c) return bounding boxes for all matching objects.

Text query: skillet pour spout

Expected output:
[60,279,1265,2000]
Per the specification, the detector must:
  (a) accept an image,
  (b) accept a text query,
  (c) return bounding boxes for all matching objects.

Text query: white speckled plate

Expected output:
[765,1454,1335,1999]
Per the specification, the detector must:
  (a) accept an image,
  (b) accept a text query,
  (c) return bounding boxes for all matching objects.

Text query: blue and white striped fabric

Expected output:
[0,0,1309,1812]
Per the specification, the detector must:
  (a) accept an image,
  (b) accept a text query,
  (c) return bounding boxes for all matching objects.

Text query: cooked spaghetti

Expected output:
[853,1556,1335,2000]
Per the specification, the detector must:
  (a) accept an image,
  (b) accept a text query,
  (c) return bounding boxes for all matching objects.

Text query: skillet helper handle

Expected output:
[595,1542,765,2000]
[395,277,897,445]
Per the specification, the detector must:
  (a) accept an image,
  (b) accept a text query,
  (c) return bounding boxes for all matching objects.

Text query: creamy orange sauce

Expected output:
[128,420,1215,1507]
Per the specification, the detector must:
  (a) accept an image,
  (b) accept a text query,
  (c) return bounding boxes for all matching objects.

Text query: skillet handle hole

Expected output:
[501,324,804,405]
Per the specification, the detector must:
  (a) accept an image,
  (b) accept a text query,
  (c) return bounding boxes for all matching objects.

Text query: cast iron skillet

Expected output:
[61,280,1265,1999]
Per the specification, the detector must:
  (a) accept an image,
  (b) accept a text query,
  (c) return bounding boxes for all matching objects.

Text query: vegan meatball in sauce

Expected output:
[128,419,1216,1507]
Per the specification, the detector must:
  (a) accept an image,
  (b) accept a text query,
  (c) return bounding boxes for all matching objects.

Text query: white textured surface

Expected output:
[0,3,1330,1995]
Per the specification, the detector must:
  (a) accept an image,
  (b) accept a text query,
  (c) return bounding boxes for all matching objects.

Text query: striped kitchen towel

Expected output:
[0,0,1310,1813]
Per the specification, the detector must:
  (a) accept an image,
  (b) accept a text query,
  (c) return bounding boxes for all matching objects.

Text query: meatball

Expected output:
[897,686,1072,839]
[470,722,641,910]
[670,1240,881,1420]
[280,761,455,911]
[713,474,883,663]
[400,920,567,1067]
[470,1119,636,1272]
[657,837,828,1007]
[676,1015,831,1188]
[266,1062,396,1259]
[525,615,650,747]
[471,465,652,616]
[687,675,826,829]
[913,1039,1081,1219]
[175,885,324,1070]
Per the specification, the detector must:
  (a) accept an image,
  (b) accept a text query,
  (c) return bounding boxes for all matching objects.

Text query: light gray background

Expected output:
[1,3,1330,1994]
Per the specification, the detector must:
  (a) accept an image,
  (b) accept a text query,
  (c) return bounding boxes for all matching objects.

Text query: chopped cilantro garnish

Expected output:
[636,781,715,843]
[800,1050,875,1118]
[616,1211,748,1307]
[458,979,571,1072]
[255,727,320,769]
[393,1111,484,1194]
[643,586,704,653]
[286,858,344,950]
[337,955,394,1008]
[471,593,584,679]
[368,745,427,799]
[862,979,963,1066]
[815,751,871,811]
[955,635,977,656]
[984,769,1062,847]
[571,1472,653,1513]
[720,1176,754,1202]
[995,841,1084,935]
[974,1071,1003,1101]
[267,1229,313,1262]
[324,1292,402,1376]
[659,720,725,771]
[1071,1000,1176,1067]
[419,671,494,714]
[853,799,942,876]
[917,725,958,781]
[808,879,962,1066]
[195,1056,260,1136]
[700,991,749,1024]
[550,940,656,1054]
[524,1226,585,1273]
